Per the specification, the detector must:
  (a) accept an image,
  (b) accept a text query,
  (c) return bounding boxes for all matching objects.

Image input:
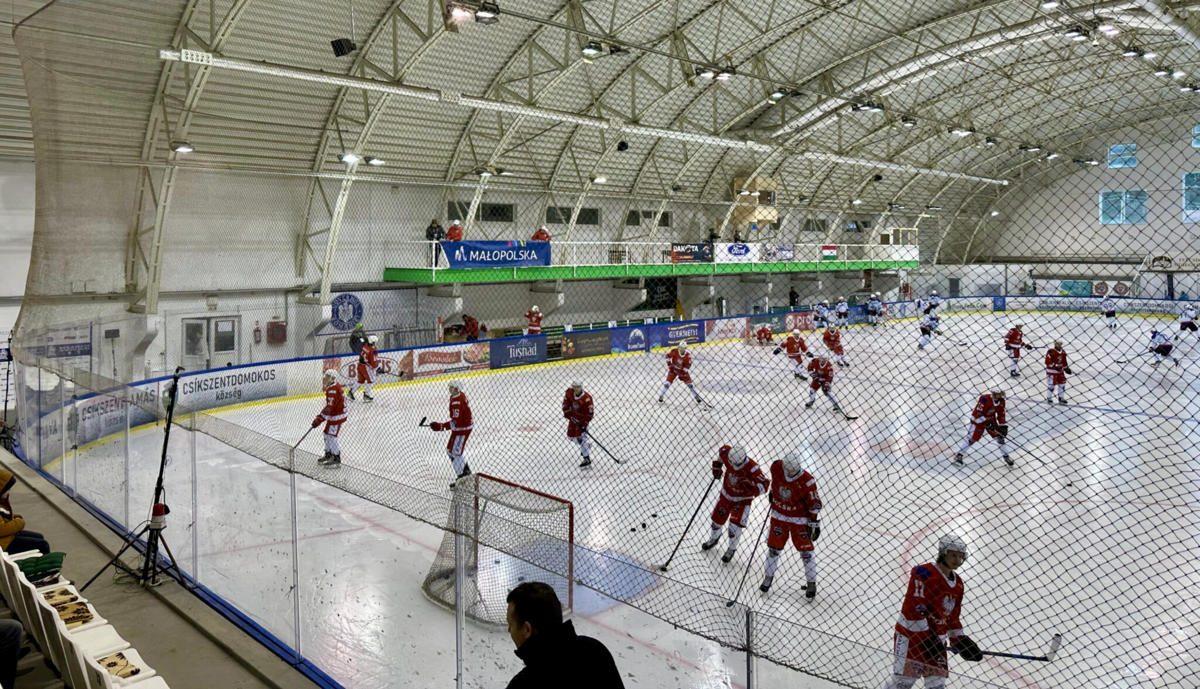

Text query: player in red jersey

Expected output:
[804,355,842,412]
[524,305,543,335]
[349,335,379,402]
[954,390,1011,466]
[773,329,813,379]
[562,381,595,468]
[821,325,848,367]
[1003,324,1034,377]
[428,380,473,485]
[313,370,347,467]
[883,534,983,689]
[1044,340,1071,404]
[755,324,773,345]
[658,340,705,406]
[761,450,822,598]
[701,445,770,563]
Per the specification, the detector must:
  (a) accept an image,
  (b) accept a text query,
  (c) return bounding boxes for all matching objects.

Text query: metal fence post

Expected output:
[745,608,755,689]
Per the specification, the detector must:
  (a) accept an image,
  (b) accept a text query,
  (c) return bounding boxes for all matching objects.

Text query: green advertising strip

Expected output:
[383,260,918,284]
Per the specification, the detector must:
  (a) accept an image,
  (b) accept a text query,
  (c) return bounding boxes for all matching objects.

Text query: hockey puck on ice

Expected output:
[641,522,647,529]
[630,528,637,532]
[651,513,658,518]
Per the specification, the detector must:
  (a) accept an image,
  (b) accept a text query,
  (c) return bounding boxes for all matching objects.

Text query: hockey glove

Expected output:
[918,633,946,660]
[711,461,723,480]
[808,521,821,542]
[772,347,782,355]
[806,351,815,358]
[767,491,775,505]
[430,422,447,432]
[1024,343,1033,350]
[312,417,323,428]
[996,423,1008,438]
[376,366,385,375]
[1063,366,1072,375]
[953,636,984,662]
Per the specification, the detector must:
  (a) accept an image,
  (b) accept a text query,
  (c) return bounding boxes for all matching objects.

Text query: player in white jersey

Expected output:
[914,297,928,317]
[927,291,942,313]
[917,314,941,349]
[1149,330,1179,366]
[834,298,850,328]
[1100,297,1117,330]
[1179,305,1197,338]
[813,301,830,330]
[866,293,883,326]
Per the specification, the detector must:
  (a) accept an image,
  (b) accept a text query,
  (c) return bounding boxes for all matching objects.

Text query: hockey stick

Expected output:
[292,426,315,451]
[726,513,770,607]
[838,408,859,421]
[979,633,1062,662]
[659,475,718,571]
[1114,350,1153,364]
[584,430,625,464]
[418,416,430,427]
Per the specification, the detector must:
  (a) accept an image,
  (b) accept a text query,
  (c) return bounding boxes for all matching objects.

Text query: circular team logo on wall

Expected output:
[1113,282,1131,296]
[330,293,364,331]
[1094,282,1109,296]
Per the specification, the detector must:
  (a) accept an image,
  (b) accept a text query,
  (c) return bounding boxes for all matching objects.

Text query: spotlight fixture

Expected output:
[591,175,607,184]
[474,1,500,23]
[1045,152,1061,160]
[1018,144,1042,152]
[768,88,786,103]
[1097,23,1119,36]
[949,127,974,137]
[1181,84,1195,92]
[984,137,997,146]
[473,166,493,177]
[339,152,361,165]
[581,41,604,59]
[447,1,474,21]
[364,156,385,166]
[900,117,916,128]
[170,141,194,154]
[1072,32,1089,43]
[1062,27,1083,39]
[1173,69,1186,79]
[851,199,863,205]
[715,66,736,81]
[1122,47,1141,57]
[1040,0,1060,8]
[1154,67,1171,76]
[1074,158,1100,166]
[852,101,884,113]
[695,66,717,80]
[1142,51,1158,60]
[330,38,357,57]
[990,210,1001,217]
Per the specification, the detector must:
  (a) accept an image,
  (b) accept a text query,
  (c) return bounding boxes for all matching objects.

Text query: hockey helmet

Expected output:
[937,533,969,562]
[531,305,540,313]
[448,379,463,393]
[1151,328,1159,336]
[781,449,806,479]
[368,335,378,344]
[323,370,336,382]
[990,389,1006,401]
[1053,339,1063,348]
[677,340,689,351]
[727,445,748,469]
[1014,323,1023,330]
[839,296,845,301]
[931,290,939,296]
[451,219,461,226]
[822,299,830,305]
[792,329,801,337]
[570,380,583,391]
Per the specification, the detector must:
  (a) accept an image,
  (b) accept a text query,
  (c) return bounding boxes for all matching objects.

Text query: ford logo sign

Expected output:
[728,243,750,256]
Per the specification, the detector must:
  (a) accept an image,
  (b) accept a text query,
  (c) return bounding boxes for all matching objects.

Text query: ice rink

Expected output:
[66,310,1198,688]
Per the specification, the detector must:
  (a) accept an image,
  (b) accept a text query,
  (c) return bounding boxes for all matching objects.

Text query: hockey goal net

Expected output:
[422,474,574,628]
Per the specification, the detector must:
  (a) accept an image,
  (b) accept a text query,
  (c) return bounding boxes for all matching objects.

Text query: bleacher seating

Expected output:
[0,549,170,688]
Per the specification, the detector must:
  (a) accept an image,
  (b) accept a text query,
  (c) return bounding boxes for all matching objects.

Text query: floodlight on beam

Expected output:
[339,152,361,165]
[364,156,385,166]
[170,141,194,153]
[474,1,499,23]
[581,41,604,59]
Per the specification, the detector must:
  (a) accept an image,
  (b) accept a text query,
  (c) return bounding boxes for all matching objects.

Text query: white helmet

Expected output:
[937,533,969,562]
[531,305,540,313]
[781,449,806,479]
[448,379,463,393]
[677,340,688,351]
[839,296,845,301]
[792,329,801,337]
[323,370,336,382]
[727,445,748,469]
[571,380,583,390]
[931,290,939,296]
[368,335,378,344]
[822,299,830,305]
[451,219,461,225]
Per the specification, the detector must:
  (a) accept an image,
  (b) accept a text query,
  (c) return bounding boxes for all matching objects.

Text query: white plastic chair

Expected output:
[83,652,171,689]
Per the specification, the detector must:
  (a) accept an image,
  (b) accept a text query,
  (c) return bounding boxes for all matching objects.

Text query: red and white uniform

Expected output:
[356,342,378,384]
[966,393,1005,443]
[779,334,810,375]
[446,223,464,241]
[665,347,693,384]
[563,387,594,461]
[1004,328,1026,359]
[313,379,347,455]
[891,563,965,680]
[430,391,473,476]
[821,328,843,356]
[807,357,834,393]
[525,310,544,335]
[766,461,822,552]
[755,325,773,344]
[710,447,769,528]
[1044,348,1068,386]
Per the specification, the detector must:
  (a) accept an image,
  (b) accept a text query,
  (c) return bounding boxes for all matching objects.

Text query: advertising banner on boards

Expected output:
[561,331,611,360]
[648,321,704,350]
[491,336,548,369]
[670,243,714,263]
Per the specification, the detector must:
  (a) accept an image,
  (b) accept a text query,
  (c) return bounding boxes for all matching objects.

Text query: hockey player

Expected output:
[1149,329,1179,366]
[813,300,830,329]
[349,335,379,401]
[917,313,942,350]
[834,297,850,328]
[866,293,883,326]
[822,325,848,367]
[562,381,594,468]
[1100,297,1118,330]
[804,355,842,412]
[954,390,1011,466]
[659,340,705,406]
[701,445,769,563]
[312,370,347,467]
[524,305,543,335]
[1179,304,1197,338]
[927,291,942,313]
[754,323,774,345]
[1044,340,1071,404]
[773,329,813,379]
[1003,324,1034,377]
[428,380,473,485]
[882,534,982,689]
[761,449,822,598]
[914,295,928,317]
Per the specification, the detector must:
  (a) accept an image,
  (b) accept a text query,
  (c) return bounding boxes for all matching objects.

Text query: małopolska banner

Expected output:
[177,366,288,413]
[442,240,550,269]
[714,243,761,263]
[491,336,548,369]
[648,322,704,350]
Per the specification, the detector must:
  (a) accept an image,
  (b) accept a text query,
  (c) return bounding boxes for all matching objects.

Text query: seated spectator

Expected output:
[462,314,480,342]
[446,219,465,242]
[0,618,23,689]
[531,225,551,241]
[0,468,50,555]
[505,581,623,689]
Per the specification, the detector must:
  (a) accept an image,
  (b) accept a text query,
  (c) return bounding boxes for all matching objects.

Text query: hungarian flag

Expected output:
[821,245,838,261]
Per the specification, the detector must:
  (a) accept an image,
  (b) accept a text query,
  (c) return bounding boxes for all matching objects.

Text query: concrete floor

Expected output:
[0,451,315,689]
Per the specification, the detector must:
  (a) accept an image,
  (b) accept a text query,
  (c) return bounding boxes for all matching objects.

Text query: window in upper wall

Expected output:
[1099,190,1148,224]
[479,203,514,223]
[546,206,599,225]
[625,210,671,226]
[1184,173,1200,222]
[1108,143,1137,168]
[1192,126,1200,148]
[801,218,828,232]
[845,218,872,232]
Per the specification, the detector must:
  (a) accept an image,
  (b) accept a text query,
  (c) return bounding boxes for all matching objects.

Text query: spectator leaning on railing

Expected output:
[446,219,464,242]
[425,218,445,266]
[0,467,51,555]
[505,581,623,689]
[531,225,551,242]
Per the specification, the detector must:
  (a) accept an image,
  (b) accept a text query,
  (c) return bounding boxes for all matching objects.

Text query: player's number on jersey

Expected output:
[913,580,925,598]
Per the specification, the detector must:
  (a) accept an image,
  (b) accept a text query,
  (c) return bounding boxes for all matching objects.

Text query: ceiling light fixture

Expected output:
[984,137,997,146]
[949,127,974,137]
[1040,0,1060,8]
[768,88,786,103]
[1154,67,1171,76]
[1122,47,1141,57]
[339,152,361,164]
[900,117,916,127]
[474,1,500,23]
[1045,152,1061,160]
[364,156,385,166]
[447,1,474,21]
[581,41,603,59]
[170,141,194,154]
[695,66,716,80]
[1142,51,1157,60]
[591,175,607,184]
[1018,144,1042,152]
[990,210,1000,216]
[851,199,863,205]
[1074,158,1100,166]
[1173,69,1186,79]
[715,66,737,81]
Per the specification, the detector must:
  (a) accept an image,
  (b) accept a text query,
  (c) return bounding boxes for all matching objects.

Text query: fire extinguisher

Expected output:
[253,321,263,344]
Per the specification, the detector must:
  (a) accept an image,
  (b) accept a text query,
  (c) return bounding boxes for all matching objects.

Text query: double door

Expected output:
[181,317,239,372]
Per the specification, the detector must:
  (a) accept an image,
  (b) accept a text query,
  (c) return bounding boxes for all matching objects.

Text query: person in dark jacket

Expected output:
[505,582,623,689]
[349,323,367,355]
[426,219,445,266]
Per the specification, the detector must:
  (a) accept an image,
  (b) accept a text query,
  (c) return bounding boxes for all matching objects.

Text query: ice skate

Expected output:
[319,450,334,465]
[579,457,592,468]
[804,400,814,408]
[759,575,773,593]
[1004,454,1014,467]
[657,397,664,403]
[1010,370,1020,377]
[363,393,374,402]
[1058,397,1067,404]
[347,388,356,401]
[805,581,817,600]
[322,454,341,468]
[952,453,964,465]
[700,535,719,551]
[720,547,735,564]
